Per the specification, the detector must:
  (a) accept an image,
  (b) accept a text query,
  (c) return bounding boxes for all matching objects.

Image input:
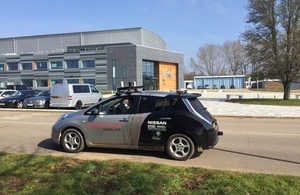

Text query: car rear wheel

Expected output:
[75,101,83,110]
[166,134,195,161]
[61,129,85,153]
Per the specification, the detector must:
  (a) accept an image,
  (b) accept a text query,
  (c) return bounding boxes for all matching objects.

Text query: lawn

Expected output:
[226,98,300,106]
[0,152,299,195]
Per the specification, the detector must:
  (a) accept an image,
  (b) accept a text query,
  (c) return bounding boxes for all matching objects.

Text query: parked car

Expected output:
[5,85,32,90]
[220,85,225,89]
[197,85,203,89]
[230,85,235,89]
[0,90,41,108]
[0,90,16,99]
[213,85,218,89]
[23,90,51,109]
[50,83,103,110]
[51,86,223,161]
[204,85,210,89]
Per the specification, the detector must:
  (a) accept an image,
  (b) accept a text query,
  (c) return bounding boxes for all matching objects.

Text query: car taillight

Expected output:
[68,96,72,100]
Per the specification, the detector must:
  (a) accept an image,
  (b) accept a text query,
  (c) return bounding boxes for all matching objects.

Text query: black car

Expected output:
[220,85,225,89]
[230,85,235,89]
[24,90,51,109]
[51,86,223,161]
[0,90,41,108]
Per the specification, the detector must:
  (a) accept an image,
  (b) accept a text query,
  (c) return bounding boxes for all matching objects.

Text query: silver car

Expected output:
[24,90,51,108]
[51,86,222,161]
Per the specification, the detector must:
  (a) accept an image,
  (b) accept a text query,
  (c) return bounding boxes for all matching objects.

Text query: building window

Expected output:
[22,79,33,87]
[66,60,79,68]
[51,79,63,86]
[142,60,158,90]
[7,63,18,70]
[122,66,127,79]
[36,62,47,70]
[36,80,48,87]
[0,64,4,71]
[50,61,63,69]
[21,63,32,70]
[82,60,95,68]
[82,79,96,85]
[67,79,79,83]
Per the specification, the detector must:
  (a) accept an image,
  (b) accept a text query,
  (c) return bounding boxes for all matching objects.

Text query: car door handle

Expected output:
[119,118,129,122]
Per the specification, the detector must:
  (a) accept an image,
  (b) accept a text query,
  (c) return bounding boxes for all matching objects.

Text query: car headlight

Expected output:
[58,112,76,121]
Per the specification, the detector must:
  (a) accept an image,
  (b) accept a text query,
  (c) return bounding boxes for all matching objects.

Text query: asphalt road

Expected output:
[0,110,300,176]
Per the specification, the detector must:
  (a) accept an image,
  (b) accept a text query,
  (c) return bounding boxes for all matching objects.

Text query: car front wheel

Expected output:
[61,129,85,153]
[17,101,24,109]
[166,134,195,161]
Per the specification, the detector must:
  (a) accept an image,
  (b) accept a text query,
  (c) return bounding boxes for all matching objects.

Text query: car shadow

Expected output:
[37,138,173,160]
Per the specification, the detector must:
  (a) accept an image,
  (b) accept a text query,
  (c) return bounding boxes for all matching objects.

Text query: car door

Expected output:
[85,96,140,149]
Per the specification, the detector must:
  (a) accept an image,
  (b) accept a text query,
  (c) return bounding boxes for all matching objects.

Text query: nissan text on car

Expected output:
[51,86,223,161]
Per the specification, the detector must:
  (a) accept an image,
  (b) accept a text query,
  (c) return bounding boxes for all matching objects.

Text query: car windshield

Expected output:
[11,91,25,96]
[37,91,50,96]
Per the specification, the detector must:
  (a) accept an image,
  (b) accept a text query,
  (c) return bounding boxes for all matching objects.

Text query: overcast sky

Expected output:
[0,0,249,71]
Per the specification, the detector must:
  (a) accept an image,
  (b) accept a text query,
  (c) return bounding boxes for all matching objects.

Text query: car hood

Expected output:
[25,96,49,101]
[0,96,24,101]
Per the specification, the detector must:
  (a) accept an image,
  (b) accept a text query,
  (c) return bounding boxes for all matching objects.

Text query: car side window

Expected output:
[90,86,99,93]
[138,96,165,113]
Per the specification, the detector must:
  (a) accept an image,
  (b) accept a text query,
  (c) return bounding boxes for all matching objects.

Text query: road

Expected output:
[0,110,300,176]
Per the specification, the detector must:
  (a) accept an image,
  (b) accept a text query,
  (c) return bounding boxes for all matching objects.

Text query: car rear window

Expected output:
[187,97,206,113]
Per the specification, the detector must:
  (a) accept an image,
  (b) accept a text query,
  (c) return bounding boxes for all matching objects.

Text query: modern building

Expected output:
[184,75,246,89]
[0,27,184,91]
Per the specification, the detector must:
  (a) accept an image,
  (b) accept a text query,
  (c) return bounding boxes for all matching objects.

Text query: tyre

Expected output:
[166,134,195,161]
[44,101,50,109]
[17,101,24,109]
[75,101,83,110]
[61,129,85,153]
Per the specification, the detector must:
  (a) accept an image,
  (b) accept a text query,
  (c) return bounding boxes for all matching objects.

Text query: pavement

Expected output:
[196,89,300,118]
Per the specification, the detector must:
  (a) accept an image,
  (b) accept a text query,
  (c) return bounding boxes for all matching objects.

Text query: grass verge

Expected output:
[227,99,300,106]
[0,152,299,195]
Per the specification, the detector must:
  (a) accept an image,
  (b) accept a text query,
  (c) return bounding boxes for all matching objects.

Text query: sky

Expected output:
[0,0,249,72]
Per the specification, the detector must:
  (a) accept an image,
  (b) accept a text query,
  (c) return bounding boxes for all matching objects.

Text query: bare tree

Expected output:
[223,40,249,75]
[190,44,226,75]
[242,0,300,99]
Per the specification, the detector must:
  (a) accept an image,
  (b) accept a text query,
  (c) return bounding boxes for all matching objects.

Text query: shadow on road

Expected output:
[37,138,177,160]
[213,148,300,165]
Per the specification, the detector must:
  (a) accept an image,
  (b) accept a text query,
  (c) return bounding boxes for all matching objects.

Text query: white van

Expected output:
[50,83,103,109]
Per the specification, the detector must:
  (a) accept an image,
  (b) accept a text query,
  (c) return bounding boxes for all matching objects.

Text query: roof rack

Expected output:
[176,89,189,96]
[116,85,144,96]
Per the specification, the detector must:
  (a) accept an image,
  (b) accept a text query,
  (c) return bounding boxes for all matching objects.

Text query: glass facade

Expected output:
[51,79,63,86]
[21,63,32,70]
[67,79,79,83]
[22,79,33,87]
[36,79,48,87]
[0,64,4,71]
[36,62,48,70]
[50,61,63,69]
[7,63,18,70]
[82,60,95,68]
[142,60,158,90]
[66,60,79,68]
[83,79,96,85]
